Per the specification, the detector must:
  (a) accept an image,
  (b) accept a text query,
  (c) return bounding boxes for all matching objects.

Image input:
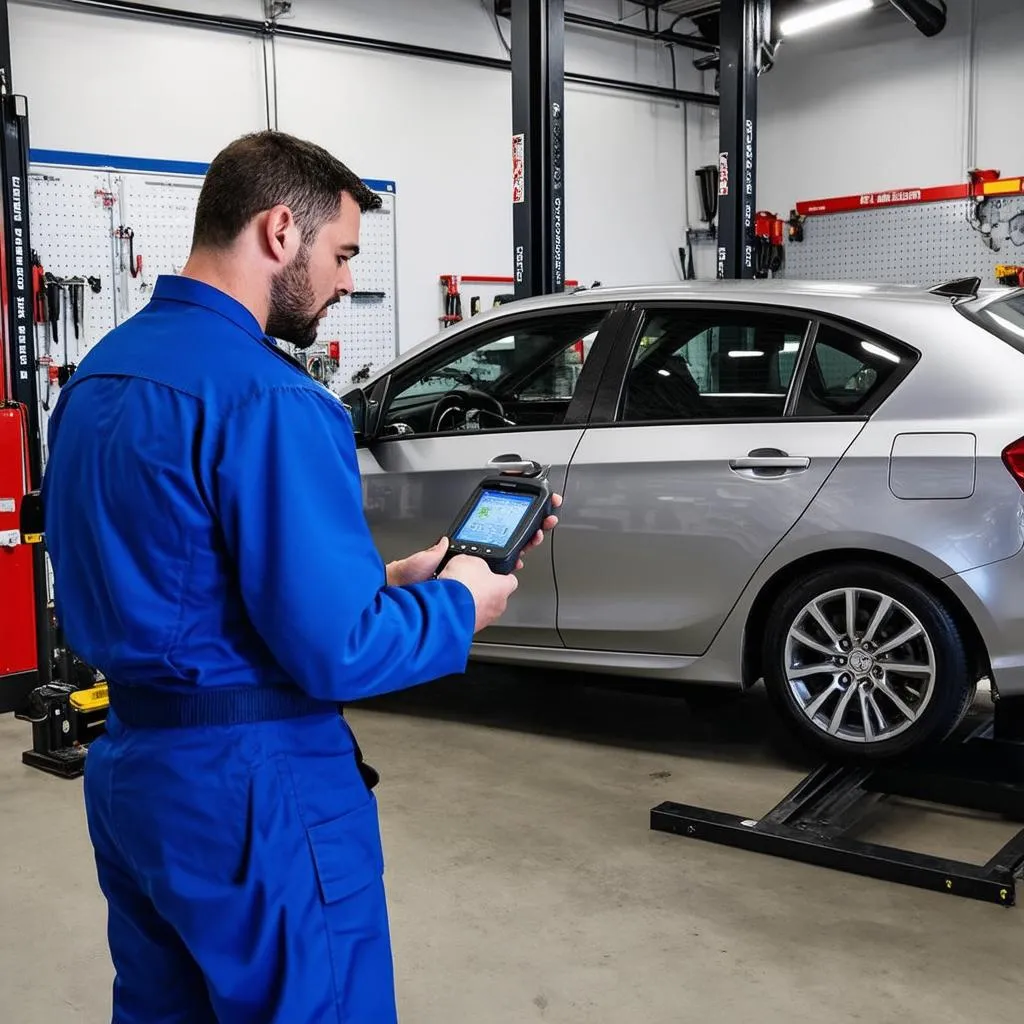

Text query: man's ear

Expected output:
[263,204,299,265]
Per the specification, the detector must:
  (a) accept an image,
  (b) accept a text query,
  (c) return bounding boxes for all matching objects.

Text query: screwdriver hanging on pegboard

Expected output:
[115,225,143,278]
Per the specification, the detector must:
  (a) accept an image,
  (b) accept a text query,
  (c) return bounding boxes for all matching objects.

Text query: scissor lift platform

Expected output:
[651,696,1024,906]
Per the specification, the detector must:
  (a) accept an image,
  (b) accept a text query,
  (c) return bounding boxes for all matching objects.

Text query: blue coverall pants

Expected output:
[83,709,397,1023]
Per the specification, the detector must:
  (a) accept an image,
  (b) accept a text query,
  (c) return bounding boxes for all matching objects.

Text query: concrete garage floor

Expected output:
[1,667,1021,1023]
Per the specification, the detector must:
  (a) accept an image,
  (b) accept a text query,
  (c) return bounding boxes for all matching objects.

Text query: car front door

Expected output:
[357,302,623,648]
[555,304,895,655]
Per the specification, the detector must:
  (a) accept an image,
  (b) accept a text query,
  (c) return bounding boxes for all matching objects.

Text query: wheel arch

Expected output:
[741,548,992,689]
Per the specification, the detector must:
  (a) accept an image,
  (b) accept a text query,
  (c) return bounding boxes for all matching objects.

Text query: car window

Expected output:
[960,291,1024,355]
[382,308,611,436]
[794,324,913,417]
[621,309,810,422]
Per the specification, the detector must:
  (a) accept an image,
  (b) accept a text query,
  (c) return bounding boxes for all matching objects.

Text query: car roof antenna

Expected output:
[929,277,981,300]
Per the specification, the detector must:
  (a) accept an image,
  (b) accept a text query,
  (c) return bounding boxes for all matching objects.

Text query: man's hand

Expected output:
[385,537,449,587]
[438,555,519,632]
[511,491,562,570]
[385,492,563,582]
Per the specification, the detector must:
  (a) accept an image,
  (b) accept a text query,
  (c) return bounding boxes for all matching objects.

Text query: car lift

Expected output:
[509,0,565,301]
[0,0,108,778]
[716,0,772,280]
[652,696,1024,906]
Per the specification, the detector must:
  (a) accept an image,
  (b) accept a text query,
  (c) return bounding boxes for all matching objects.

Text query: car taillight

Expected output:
[1002,438,1024,490]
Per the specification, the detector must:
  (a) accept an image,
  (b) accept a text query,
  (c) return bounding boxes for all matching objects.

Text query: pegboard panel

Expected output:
[27,165,118,360]
[26,155,399,412]
[323,192,399,391]
[27,163,120,451]
[785,196,1024,285]
[115,173,204,318]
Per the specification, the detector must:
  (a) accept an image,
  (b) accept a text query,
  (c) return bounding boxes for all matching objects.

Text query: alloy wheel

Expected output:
[783,586,937,744]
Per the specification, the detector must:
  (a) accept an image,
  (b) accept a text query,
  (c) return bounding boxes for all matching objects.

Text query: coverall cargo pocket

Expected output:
[306,797,385,904]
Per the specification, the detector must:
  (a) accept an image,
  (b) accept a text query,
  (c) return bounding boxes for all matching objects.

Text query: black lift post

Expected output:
[510,0,565,300]
[0,0,52,716]
[652,697,1024,906]
[716,0,769,280]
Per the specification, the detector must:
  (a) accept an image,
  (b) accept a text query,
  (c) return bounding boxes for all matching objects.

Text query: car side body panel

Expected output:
[352,282,1024,704]
[553,419,866,653]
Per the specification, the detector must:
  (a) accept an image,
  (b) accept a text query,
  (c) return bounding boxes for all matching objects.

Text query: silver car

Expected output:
[343,280,1024,760]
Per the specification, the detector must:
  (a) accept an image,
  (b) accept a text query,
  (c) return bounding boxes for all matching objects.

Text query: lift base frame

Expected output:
[651,702,1024,907]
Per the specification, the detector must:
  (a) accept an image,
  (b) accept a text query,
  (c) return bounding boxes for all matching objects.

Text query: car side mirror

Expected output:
[341,387,368,443]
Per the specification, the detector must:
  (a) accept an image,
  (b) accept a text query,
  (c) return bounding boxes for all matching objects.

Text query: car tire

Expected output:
[762,564,976,762]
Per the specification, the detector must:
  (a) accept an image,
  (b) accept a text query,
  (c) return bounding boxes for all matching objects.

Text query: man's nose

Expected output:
[338,263,354,296]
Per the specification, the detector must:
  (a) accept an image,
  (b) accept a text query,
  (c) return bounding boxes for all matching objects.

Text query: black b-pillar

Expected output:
[511,0,565,299]
[717,0,767,279]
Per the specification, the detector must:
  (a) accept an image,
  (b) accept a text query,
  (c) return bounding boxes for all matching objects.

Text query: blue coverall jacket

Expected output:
[42,275,476,1023]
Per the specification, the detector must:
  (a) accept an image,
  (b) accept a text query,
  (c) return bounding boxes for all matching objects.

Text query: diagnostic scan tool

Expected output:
[439,457,552,575]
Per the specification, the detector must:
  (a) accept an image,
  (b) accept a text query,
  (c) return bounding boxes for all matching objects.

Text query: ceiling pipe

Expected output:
[23,0,718,107]
[562,11,719,54]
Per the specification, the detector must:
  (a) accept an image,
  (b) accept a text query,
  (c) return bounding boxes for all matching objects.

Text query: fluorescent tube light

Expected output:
[779,0,873,36]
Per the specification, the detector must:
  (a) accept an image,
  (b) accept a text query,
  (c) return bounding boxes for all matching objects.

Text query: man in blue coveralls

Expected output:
[41,131,560,1023]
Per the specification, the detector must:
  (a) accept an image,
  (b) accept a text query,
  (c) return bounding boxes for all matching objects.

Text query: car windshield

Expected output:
[961,291,1024,354]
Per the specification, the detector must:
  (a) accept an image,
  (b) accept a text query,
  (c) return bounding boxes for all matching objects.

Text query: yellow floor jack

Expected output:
[16,677,108,779]
[14,491,110,779]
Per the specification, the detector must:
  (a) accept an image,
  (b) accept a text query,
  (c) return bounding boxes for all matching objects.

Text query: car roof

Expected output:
[533,278,956,307]
[367,278,1010,387]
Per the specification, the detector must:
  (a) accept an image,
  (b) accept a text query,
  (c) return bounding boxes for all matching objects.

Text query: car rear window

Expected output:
[961,291,1024,354]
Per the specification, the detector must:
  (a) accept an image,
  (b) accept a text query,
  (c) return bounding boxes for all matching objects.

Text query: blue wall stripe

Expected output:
[29,148,396,194]
[31,148,210,176]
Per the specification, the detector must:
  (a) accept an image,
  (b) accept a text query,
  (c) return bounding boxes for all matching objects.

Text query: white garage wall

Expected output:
[8,0,718,349]
[758,0,1024,215]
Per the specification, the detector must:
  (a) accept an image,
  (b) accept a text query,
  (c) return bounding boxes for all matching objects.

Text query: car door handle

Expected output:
[488,453,542,475]
[729,456,810,470]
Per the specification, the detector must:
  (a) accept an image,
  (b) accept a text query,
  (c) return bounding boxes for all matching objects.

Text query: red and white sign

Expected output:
[512,133,525,204]
[796,176,1024,217]
[718,152,729,197]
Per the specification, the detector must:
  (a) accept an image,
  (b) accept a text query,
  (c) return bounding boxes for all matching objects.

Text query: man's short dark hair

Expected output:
[191,131,382,250]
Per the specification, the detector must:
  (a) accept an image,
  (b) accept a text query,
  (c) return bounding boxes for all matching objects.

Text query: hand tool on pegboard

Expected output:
[115,225,143,278]
[996,265,1024,287]
[439,275,463,328]
[968,169,1003,252]
[786,209,805,243]
[44,272,61,355]
[32,253,52,409]
[60,279,72,384]
[754,211,785,278]
[66,277,86,340]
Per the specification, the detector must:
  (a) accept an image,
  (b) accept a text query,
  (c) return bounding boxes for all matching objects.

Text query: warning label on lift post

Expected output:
[512,133,525,204]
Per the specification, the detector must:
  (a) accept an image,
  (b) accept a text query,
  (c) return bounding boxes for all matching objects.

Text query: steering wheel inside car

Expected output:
[429,388,510,432]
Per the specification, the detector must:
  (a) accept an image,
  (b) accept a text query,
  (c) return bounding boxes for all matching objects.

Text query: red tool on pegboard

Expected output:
[439,274,463,328]
[754,211,785,278]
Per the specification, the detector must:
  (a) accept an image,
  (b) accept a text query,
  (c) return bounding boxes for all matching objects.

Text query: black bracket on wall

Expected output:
[510,0,565,300]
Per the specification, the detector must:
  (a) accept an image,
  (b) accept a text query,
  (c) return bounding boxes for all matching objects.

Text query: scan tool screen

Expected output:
[453,490,535,548]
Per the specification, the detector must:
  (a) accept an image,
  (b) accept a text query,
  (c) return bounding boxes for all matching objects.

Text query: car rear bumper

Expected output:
[945,549,1024,697]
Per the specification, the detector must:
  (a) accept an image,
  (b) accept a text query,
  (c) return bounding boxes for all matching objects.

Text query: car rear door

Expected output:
[357,302,625,648]
[554,304,890,655]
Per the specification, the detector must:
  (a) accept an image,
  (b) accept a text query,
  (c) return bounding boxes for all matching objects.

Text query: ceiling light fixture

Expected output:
[779,0,874,37]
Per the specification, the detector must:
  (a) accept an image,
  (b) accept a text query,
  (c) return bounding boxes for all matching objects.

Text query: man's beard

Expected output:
[266,246,337,350]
